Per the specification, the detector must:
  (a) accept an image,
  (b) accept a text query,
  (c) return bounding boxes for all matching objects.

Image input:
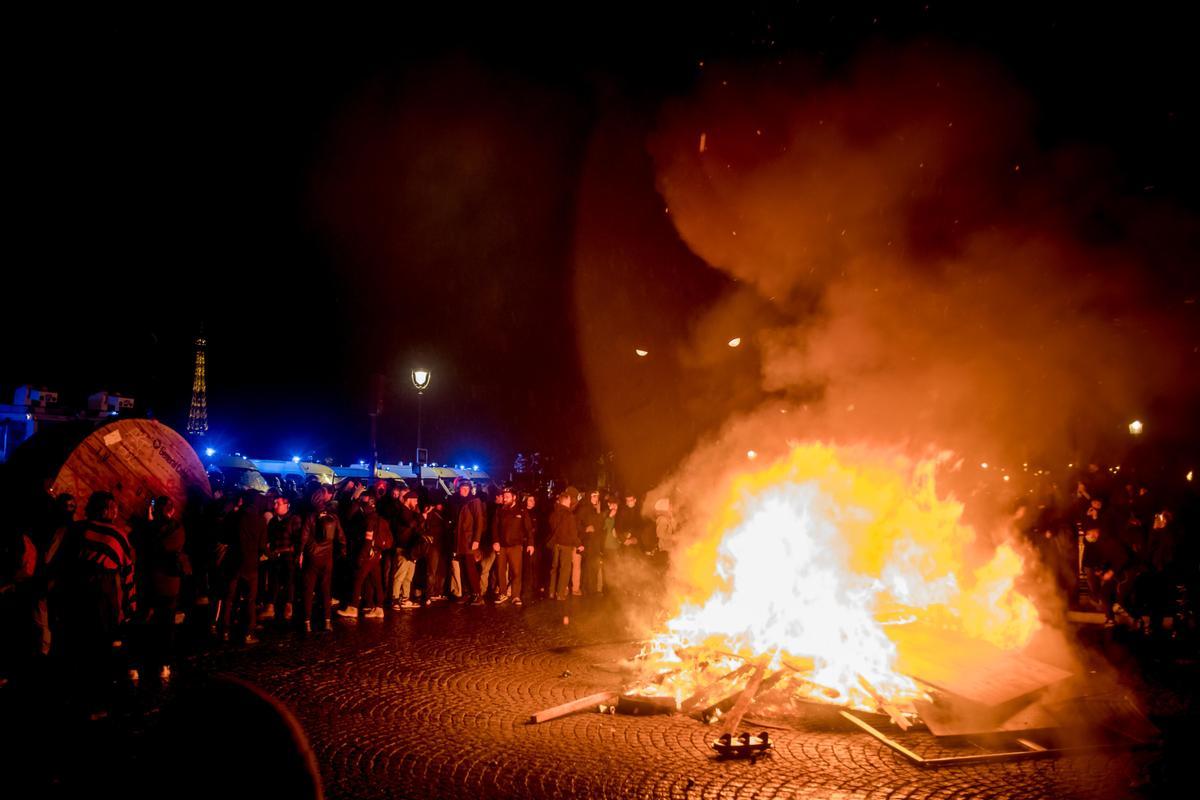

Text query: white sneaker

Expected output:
[364,607,385,620]
[401,599,420,610]
[336,606,359,618]
[496,595,510,605]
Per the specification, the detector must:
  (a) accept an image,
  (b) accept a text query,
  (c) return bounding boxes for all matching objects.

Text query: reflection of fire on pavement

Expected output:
[529,444,1160,764]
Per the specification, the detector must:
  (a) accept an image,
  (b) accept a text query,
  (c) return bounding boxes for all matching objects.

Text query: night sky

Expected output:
[7,4,1200,488]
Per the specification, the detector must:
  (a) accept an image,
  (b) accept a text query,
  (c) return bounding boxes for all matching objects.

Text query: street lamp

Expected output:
[412,369,431,468]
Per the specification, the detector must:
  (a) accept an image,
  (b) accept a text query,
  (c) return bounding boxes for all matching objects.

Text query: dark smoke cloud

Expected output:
[647,45,1200,471]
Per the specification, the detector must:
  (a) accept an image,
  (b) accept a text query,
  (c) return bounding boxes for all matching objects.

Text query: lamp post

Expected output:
[412,368,431,469]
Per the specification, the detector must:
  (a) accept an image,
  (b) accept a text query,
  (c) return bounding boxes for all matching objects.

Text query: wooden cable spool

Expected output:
[5,418,211,528]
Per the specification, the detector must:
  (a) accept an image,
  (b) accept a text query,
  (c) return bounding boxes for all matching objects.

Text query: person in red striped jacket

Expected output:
[62,491,137,718]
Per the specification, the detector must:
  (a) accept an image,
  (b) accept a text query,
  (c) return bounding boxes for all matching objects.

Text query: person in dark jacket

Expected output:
[547,493,582,601]
[522,493,545,601]
[448,481,486,605]
[423,501,449,604]
[142,496,187,679]
[1140,509,1179,635]
[339,494,391,620]
[263,495,302,622]
[219,491,269,643]
[390,490,423,609]
[479,488,501,597]
[491,487,534,605]
[30,492,76,660]
[1081,524,1133,626]
[575,490,605,595]
[378,485,404,607]
[299,489,347,632]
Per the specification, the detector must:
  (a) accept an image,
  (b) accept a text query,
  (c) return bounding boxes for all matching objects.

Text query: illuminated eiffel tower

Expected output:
[186,332,208,436]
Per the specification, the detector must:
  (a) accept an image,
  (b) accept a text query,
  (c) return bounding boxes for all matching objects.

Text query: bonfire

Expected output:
[622,443,1040,724]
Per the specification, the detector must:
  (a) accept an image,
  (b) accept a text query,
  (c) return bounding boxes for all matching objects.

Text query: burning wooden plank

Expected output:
[528,691,619,724]
[719,660,770,735]
[856,673,912,731]
[698,667,790,723]
[679,662,756,713]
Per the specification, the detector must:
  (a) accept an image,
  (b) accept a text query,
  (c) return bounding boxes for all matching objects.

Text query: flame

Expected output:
[634,442,1039,712]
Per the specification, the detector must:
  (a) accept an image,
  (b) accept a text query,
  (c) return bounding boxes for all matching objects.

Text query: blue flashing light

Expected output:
[292,456,301,463]
[472,464,479,471]
[205,447,216,457]
[359,459,365,465]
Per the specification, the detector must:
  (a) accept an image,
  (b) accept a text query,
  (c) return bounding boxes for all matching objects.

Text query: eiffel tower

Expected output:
[186,332,208,436]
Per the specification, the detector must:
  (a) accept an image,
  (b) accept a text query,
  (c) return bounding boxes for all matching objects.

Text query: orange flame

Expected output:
[637,442,1039,710]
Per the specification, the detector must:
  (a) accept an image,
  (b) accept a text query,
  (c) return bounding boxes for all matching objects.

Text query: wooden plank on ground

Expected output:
[528,691,619,724]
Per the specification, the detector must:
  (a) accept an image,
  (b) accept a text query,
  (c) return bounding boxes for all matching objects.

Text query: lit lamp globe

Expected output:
[412,369,431,392]
[1128,420,1144,436]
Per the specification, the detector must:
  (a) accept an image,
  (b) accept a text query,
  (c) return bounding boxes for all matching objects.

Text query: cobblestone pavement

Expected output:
[165,596,1165,800]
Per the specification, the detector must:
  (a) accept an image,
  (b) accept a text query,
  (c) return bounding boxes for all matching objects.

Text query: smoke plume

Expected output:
[621,46,1200,639]
[649,46,1197,474]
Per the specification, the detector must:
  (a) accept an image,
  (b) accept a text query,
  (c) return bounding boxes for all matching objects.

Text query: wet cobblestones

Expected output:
[184,597,1150,800]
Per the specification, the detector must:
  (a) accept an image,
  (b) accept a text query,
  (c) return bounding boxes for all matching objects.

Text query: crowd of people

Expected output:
[4,454,1197,719]
[1017,463,1199,635]
[0,475,672,717]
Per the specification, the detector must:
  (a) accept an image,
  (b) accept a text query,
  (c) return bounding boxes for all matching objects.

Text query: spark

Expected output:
[728,337,742,347]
